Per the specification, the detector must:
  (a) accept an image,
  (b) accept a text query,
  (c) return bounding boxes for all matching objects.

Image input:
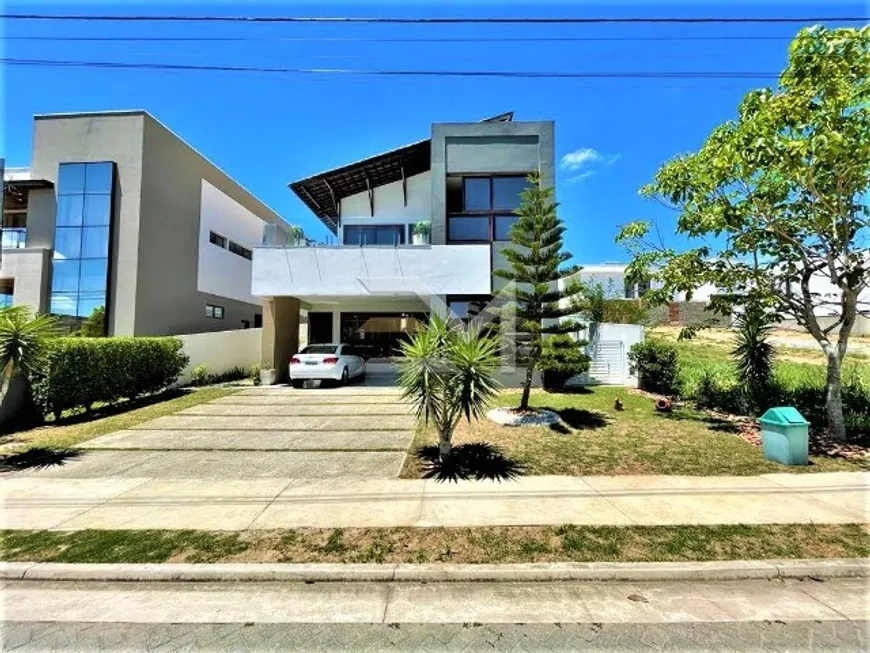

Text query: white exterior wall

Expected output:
[251,245,490,299]
[197,180,265,305]
[337,172,431,243]
[177,327,261,383]
[0,248,51,312]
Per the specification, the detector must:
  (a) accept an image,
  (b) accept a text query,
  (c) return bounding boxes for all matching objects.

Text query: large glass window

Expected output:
[3,183,29,249]
[0,280,14,308]
[50,162,114,327]
[343,224,406,246]
[446,175,531,243]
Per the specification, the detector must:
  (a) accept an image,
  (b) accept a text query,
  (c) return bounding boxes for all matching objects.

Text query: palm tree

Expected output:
[0,306,60,430]
[398,314,501,460]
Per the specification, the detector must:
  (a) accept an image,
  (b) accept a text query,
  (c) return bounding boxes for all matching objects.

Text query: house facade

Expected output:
[253,113,554,377]
[1,110,288,336]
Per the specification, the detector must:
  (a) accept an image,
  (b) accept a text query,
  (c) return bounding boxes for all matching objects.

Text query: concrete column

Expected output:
[261,296,300,383]
[331,307,341,343]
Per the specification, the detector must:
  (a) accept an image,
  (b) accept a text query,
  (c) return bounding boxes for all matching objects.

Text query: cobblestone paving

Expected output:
[4,621,868,652]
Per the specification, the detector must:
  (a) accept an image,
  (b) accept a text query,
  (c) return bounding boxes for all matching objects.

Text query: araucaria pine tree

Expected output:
[495,172,586,410]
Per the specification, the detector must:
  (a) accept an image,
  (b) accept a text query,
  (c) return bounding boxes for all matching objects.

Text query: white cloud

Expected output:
[566,170,597,185]
[560,148,620,185]
[560,148,602,171]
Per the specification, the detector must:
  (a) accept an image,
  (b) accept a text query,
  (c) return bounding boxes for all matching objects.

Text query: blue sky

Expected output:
[2,1,864,263]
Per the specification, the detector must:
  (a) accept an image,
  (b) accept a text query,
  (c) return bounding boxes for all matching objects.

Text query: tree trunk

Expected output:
[438,431,452,461]
[825,350,847,442]
[0,372,42,434]
[520,362,534,410]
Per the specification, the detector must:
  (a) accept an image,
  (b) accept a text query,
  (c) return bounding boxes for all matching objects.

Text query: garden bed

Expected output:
[400,387,867,478]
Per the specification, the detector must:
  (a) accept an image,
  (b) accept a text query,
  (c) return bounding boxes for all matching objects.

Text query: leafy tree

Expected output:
[79,306,106,337]
[617,26,870,441]
[732,304,776,413]
[495,173,586,410]
[398,314,501,460]
[0,306,60,430]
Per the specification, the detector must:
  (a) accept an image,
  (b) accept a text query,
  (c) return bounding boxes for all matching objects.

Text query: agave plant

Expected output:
[0,306,60,429]
[732,304,775,412]
[397,314,501,460]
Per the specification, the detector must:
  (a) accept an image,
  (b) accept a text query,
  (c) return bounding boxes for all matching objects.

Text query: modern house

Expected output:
[253,112,554,377]
[1,111,288,336]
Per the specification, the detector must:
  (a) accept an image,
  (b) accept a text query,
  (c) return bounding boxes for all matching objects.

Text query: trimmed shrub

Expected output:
[33,337,188,418]
[628,341,680,396]
[538,333,591,390]
[190,365,208,387]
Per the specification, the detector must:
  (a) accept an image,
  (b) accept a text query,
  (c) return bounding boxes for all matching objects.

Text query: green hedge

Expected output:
[628,341,681,396]
[33,337,189,417]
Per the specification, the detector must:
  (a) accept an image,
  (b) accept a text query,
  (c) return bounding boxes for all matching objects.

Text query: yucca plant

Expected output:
[397,314,501,460]
[732,304,775,413]
[0,306,60,430]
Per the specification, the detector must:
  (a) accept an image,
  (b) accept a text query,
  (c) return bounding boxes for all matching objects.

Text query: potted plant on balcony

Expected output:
[411,221,430,245]
[286,224,306,247]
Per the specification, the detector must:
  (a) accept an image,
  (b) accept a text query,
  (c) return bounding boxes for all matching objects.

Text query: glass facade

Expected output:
[50,162,114,320]
[446,175,529,243]
[343,224,406,246]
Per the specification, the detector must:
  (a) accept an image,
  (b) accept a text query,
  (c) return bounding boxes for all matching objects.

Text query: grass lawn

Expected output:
[400,386,866,478]
[2,524,867,564]
[0,387,237,454]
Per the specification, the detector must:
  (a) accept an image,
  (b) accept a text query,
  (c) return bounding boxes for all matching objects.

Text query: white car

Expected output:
[289,343,366,388]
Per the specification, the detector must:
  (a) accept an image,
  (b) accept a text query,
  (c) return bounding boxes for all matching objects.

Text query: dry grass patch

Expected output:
[3,525,867,564]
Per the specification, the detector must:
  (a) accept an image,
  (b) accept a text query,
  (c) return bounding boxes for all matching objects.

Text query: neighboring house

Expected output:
[1,110,287,336]
[253,112,555,376]
[572,263,720,302]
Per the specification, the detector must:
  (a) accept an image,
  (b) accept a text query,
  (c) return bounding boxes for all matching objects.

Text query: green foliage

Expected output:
[398,314,501,458]
[617,26,870,439]
[32,337,189,418]
[602,299,649,325]
[494,173,585,409]
[78,306,106,337]
[190,365,208,387]
[0,307,60,382]
[628,341,681,396]
[538,333,591,390]
[412,221,431,237]
[286,224,305,244]
[250,363,261,386]
[732,306,776,413]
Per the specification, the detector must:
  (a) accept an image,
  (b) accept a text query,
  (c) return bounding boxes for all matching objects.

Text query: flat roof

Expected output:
[290,111,515,234]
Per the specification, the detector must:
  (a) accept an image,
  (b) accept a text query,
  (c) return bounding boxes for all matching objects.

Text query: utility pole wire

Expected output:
[1,58,780,79]
[0,14,866,24]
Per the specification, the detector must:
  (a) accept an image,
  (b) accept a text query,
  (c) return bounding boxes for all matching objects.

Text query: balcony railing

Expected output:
[1,228,27,249]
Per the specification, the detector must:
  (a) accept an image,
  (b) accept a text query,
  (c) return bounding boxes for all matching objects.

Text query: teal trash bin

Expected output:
[759,407,810,466]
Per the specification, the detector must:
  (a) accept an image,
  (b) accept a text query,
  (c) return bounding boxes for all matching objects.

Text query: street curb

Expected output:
[2,559,867,583]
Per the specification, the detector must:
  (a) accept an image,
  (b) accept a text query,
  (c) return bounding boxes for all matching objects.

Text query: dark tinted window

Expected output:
[448,216,489,241]
[494,214,519,241]
[492,177,528,210]
[463,178,490,211]
[446,176,463,213]
[343,225,404,246]
[302,345,339,354]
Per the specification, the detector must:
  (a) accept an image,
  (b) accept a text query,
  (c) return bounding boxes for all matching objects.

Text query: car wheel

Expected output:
[292,380,304,389]
[341,367,349,385]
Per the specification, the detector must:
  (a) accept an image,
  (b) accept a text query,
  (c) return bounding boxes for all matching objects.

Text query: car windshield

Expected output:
[301,345,338,354]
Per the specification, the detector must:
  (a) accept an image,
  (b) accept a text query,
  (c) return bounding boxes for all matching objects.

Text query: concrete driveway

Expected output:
[18,377,415,480]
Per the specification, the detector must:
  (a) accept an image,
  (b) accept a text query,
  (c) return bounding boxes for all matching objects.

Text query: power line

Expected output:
[1,35,797,44]
[1,14,865,24]
[1,58,779,80]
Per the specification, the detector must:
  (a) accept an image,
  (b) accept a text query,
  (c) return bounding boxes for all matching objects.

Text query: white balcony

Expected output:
[251,244,491,299]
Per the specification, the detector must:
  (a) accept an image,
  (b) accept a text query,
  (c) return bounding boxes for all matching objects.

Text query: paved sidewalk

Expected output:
[3,472,867,531]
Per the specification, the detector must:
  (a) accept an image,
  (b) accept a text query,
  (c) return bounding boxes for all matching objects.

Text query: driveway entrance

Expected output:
[18,381,414,480]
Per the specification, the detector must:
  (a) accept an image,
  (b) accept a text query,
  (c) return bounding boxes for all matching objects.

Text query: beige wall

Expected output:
[177,327,262,383]
[0,249,51,312]
[136,114,282,336]
[31,112,147,335]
